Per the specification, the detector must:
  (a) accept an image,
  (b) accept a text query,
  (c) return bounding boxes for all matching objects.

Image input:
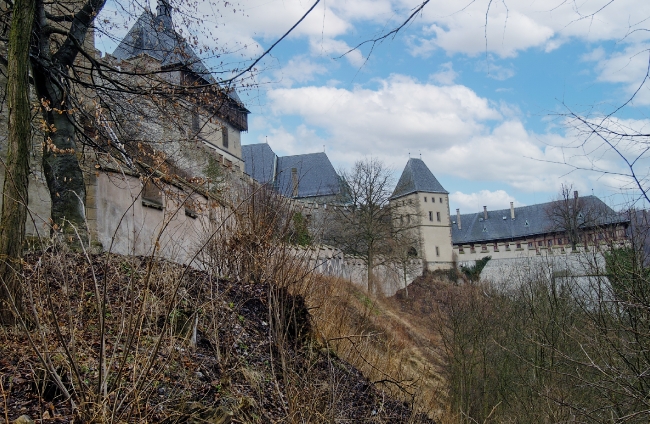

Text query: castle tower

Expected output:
[390,158,453,270]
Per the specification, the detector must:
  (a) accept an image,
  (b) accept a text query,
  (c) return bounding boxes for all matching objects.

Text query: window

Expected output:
[191,108,200,134]
[435,246,440,256]
[481,244,487,251]
[436,212,441,222]
[424,196,427,202]
[517,242,522,249]
[459,246,464,253]
[142,180,163,210]
[548,239,553,247]
[407,214,411,224]
[221,125,229,148]
[528,242,532,248]
[557,238,563,245]
[429,211,433,221]
[439,197,443,203]
[432,197,435,203]
[538,241,543,247]
[494,242,498,251]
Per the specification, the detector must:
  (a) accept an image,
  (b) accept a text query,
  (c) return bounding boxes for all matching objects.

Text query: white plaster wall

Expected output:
[95,172,217,264]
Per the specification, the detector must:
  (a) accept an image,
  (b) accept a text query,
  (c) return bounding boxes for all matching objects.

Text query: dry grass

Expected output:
[302,273,449,422]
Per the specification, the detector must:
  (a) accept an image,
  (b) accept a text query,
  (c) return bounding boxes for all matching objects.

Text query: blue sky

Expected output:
[96,0,650,213]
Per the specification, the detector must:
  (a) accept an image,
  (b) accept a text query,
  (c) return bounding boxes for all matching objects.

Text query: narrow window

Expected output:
[432,197,435,203]
[435,246,440,256]
[424,196,427,202]
[548,239,553,247]
[436,212,441,222]
[527,242,532,248]
[142,180,163,210]
[439,197,443,203]
[429,211,433,221]
[517,242,522,249]
[222,125,229,148]
[191,109,200,135]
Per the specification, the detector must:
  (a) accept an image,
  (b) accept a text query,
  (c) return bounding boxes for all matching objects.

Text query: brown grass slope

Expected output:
[0,251,437,423]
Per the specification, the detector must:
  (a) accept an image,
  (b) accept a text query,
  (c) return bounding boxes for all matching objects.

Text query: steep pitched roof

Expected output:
[451,196,629,244]
[391,158,448,199]
[242,144,343,199]
[242,143,277,185]
[111,1,242,102]
[276,153,342,199]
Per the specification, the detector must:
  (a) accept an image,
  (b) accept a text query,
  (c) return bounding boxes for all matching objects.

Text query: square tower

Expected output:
[390,158,453,270]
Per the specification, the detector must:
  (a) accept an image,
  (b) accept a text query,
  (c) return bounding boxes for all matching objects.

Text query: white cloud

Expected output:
[394,0,650,66]
[266,75,501,157]
[450,190,523,213]
[309,38,365,67]
[262,74,646,196]
[271,56,329,87]
[429,62,458,85]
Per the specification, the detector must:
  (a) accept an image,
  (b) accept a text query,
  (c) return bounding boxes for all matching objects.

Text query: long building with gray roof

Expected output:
[452,194,630,262]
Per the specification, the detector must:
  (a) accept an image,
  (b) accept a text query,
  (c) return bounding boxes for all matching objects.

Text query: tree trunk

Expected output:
[34,68,88,245]
[0,0,35,324]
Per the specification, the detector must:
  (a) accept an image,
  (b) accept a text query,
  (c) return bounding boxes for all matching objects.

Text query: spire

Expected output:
[156,0,172,29]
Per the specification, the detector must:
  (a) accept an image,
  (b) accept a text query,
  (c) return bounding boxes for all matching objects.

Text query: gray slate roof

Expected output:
[112,1,241,102]
[242,143,342,199]
[276,153,342,198]
[451,196,629,244]
[242,143,277,185]
[391,158,448,199]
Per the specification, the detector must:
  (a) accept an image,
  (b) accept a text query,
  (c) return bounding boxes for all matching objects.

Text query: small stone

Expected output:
[195,371,204,379]
[13,416,35,424]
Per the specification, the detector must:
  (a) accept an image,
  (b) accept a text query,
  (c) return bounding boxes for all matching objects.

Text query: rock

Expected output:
[13,416,35,424]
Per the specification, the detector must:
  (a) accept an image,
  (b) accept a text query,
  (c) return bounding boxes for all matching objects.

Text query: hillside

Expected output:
[0,251,436,423]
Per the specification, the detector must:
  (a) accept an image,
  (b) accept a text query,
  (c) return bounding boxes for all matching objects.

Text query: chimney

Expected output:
[510,202,515,220]
[456,209,461,230]
[483,206,488,220]
[574,190,579,200]
[291,168,299,197]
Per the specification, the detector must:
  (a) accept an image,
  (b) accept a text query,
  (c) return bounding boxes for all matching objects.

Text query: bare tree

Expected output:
[325,158,420,294]
[0,0,34,324]
[545,184,624,250]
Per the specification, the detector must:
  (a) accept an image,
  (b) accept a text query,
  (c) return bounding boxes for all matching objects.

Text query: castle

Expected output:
[0,0,631,290]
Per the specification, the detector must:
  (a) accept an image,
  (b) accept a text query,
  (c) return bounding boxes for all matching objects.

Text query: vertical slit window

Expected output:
[222,125,229,148]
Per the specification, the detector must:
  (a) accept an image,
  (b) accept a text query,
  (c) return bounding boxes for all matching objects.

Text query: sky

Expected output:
[95,0,650,213]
